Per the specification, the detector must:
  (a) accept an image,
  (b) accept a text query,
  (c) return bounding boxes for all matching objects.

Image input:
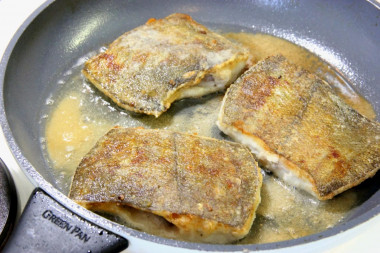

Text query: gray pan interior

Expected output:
[1,0,380,251]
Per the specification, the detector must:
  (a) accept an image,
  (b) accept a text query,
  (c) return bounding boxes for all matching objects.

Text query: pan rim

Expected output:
[0,0,379,251]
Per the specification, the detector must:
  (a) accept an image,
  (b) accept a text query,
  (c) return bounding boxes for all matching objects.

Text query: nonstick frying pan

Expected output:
[0,0,379,252]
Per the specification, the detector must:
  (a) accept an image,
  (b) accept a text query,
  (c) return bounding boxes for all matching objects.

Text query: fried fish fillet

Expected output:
[69,127,262,243]
[83,13,248,117]
[217,55,380,200]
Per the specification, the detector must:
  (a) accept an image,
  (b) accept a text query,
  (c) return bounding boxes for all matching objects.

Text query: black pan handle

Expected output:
[3,188,128,253]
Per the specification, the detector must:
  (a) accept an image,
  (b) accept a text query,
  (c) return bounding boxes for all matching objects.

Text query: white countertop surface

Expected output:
[0,0,379,252]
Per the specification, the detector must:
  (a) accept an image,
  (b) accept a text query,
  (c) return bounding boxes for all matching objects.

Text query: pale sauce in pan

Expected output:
[41,32,377,244]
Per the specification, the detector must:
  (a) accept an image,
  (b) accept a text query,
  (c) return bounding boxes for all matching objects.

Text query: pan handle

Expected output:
[2,188,128,253]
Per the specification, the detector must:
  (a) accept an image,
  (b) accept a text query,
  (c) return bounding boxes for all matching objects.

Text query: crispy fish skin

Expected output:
[217,55,380,200]
[69,127,262,243]
[83,13,248,117]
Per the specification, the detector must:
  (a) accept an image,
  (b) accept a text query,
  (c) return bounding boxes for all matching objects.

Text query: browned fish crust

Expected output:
[217,55,380,200]
[69,127,262,243]
[83,13,248,117]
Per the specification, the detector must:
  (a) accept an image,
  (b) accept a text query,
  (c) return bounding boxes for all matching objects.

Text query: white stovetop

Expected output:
[0,0,379,252]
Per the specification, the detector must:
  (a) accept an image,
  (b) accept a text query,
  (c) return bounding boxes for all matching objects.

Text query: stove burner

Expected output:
[0,158,17,249]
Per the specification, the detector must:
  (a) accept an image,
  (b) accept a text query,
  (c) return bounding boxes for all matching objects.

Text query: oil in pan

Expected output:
[39,31,378,245]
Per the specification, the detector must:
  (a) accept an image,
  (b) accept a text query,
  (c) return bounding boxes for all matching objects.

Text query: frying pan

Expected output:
[0,0,379,252]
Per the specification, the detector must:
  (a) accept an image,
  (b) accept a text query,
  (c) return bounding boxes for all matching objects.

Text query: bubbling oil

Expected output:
[41,32,377,244]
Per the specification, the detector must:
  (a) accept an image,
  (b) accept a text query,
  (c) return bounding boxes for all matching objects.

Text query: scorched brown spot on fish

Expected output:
[82,13,248,117]
[217,54,380,200]
[69,127,262,243]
